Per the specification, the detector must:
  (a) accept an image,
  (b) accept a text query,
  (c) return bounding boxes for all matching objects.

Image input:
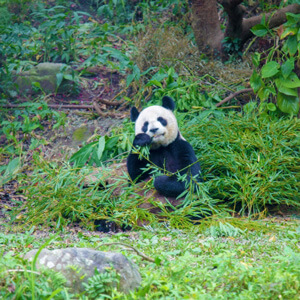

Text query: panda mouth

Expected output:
[153,133,165,139]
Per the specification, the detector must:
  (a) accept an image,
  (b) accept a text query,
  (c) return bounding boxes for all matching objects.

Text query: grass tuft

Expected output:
[184,111,300,216]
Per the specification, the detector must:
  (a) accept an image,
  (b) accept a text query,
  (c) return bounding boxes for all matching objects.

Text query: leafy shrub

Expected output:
[250,13,300,115]
[127,65,223,110]
[184,107,300,215]
[0,101,66,146]
[96,0,187,25]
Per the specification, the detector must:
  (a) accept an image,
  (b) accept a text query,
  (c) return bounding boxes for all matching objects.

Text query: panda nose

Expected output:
[150,128,159,133]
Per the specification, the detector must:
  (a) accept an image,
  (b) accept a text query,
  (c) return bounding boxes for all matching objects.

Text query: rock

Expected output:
[24,248,141,294]
[13,62,76,95]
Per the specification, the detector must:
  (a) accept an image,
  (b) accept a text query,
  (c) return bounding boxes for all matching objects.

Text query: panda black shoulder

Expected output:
[169,136,196,154]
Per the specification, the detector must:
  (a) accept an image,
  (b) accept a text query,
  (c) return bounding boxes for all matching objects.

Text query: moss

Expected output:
[72,126,90,143]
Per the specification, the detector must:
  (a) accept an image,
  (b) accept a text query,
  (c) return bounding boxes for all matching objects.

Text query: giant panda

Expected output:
[127,96,201,197]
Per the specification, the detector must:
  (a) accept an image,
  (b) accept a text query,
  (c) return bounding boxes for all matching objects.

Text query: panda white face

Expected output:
[135,105,179,148]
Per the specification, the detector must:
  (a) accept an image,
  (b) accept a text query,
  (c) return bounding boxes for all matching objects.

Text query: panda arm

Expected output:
[174,140,201,177]
[154,140,201,197]
[127,152,150,182]
[127,133,152,182]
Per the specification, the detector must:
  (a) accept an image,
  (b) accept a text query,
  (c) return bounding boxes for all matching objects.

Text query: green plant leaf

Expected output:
[56,73,64,87]
[148,80,163,88]
[280,27,298,40]
[261,61,280,78]
[251,24,268,37]
[281,59,294,79]
[250,70,263,92]
[97,136,106,160]
[277,93,299,114]
[126,73,135,87]
[252,52,261,68]
[281,72,300,88]
[0,157,21,185]
[32,81,42,89]
[277,84,298,97]
[258,86,276,101]
[267,103,276,111]
[286,35,298,56]
[285,12,300,24]
[69,141,97,167]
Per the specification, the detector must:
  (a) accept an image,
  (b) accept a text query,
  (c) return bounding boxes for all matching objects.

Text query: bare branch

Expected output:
[216,88,253,107]
[97,242,156,263]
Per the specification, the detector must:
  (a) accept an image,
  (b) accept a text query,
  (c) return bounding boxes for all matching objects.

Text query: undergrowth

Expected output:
[184,106,300,216]
[1,220,299,299]
[11,106,299,230]
[15,154,221,230]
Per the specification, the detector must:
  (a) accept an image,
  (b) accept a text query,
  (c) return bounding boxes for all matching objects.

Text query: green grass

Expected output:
[0,220,299,299]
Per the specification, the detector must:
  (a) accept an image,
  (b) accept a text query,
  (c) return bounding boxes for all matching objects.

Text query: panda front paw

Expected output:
[133,133,152,147]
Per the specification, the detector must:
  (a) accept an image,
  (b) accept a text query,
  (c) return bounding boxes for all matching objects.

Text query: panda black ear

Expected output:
[162,96,175,111]
[130,107,140,122]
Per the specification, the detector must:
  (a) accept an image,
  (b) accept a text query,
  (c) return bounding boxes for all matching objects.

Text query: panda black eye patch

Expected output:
[142,121,149,133]
[157,117,167,126]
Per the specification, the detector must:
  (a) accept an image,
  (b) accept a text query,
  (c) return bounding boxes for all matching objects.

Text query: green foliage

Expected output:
[128,65,223,110]
[83,267,119,299]
[0,102,66,185]
[96,0,186,25]
[69,123,134,167]
[0,157,21,186]
[250,13,300,115]
[18,154,221,230]
[111,222,300,299]
[31,6,91,63]
[0,232,68,299]
[184,109,300,216]
[0,6,11,26]
[0,101,66,147]
[2,220,299,299]
[222,37,243,62]
[16,159,104,228]
[0,4,136,95]
[0,0,35,21]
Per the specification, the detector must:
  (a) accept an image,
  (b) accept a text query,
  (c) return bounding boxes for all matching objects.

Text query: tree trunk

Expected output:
[190,0,224,57]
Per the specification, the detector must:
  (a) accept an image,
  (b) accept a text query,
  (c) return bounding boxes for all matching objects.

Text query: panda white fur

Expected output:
[127,96,201,197]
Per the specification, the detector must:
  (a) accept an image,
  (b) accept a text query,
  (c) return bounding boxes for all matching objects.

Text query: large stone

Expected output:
[24,248,141,294]
[13,62,76,95]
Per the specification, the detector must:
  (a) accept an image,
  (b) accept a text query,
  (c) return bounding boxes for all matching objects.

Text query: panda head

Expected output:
[130,96,181,149]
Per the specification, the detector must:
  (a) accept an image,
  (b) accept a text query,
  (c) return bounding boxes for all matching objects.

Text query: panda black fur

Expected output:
[127,96,201,197]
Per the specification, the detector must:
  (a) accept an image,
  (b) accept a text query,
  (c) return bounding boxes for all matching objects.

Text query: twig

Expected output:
[92,101,103,115]
[97,242,156,263]
[96,97,122,107]
[108,87,129,103]
[216,88,253,107]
